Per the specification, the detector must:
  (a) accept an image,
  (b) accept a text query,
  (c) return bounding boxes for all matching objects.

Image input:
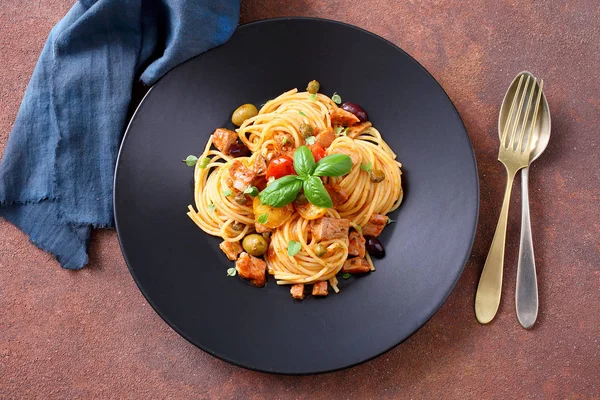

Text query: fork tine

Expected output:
[524,79,544,154]
[501,75,524,148]
[517,77,537,152]
[508,75,531,150]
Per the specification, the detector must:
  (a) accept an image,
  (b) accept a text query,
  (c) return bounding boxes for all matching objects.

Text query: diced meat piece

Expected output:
[255,222,273,234]
[311,217,350,242]
[229,159,257,192]
[212,128,238,155]
[253,154,267,176]
[290,284,305,300]
[219,241,243,261]
[330,146,361,165]
[330,107,360,127]
[275,132,295,156]
[312,281,328,296]
[265,148,281,163]
[316,127,335,148]
[324,183,350,207]
[348,231,366,258]
[346,121,372,138]
[362,214,387,237]
[235,252,267,287]
[252,175,267,191]
[342,257,371,274]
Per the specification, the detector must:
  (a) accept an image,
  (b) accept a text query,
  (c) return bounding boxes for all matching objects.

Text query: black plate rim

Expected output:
[114,16,479,375]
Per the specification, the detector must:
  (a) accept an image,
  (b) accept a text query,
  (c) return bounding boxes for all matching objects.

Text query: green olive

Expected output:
[232,103,258,127]
[299,123,314,138]
[306,80,320,94]
[314,243,327,257]
[295,192,308,205]
[242,234,268,256]
[370,169,385,183]
[234,193,247,205]
[231,221,244,231]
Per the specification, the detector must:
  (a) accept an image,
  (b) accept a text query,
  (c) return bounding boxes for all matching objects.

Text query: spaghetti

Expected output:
[186,82,403,299]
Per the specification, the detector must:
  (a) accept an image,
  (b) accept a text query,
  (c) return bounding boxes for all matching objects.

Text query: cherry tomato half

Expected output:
[266,155,295,180]
[309,143,326,162]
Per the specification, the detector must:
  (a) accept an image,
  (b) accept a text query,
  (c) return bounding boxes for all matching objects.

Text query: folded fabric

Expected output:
[0,0,240,269]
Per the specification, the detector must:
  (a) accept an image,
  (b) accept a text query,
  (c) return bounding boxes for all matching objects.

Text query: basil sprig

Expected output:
[258,146,352,208]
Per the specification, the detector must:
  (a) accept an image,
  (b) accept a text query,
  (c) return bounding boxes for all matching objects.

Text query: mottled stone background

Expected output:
[1,1,598,398]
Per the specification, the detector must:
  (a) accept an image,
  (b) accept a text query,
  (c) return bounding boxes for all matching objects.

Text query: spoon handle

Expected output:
[516,167,538,328]
[475,167,517,324]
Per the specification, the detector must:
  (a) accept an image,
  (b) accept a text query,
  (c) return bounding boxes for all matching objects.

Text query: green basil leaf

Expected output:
[244,186,258,197]
[287,240,302,257]
[223,189,233,197]
[198,157,211,169]
[313,154,353,177]
[387,217,395,225]
[305,136,316,145]
[303,176,333,208]
[360,162,372,172]
[257,213,269,224]
[227,267,237,276]
[355,225,363,234]
[258,175,302,207]
[341,273,351,279]
[293,145,316,177]
[208,203,216,212]
[299,111,306,116]
[309,93,317,101]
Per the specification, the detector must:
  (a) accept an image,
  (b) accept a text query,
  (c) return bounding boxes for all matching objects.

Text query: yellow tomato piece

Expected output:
[294,202,327,220]
[253,197,293,229]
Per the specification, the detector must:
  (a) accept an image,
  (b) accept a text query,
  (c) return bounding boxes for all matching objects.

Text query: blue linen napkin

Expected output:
[0,0,240,269]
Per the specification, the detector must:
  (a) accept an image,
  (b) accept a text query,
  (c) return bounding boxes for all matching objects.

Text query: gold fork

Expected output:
[475,74,544,324]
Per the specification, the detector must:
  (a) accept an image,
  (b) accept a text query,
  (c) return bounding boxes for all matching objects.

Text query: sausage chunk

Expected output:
[324,183,349,207]
[253,154,267,176]
[219,241,243,261]
[362,214,387,237]
[212,128,238,155]
[310,217,350,242]
[312,281,328,296]
[229,159,257,192]
[316,127,335,148]
[235,252,267,287]
[342,257,371,274]
[290,284,305,300]
[330,107,360,127]
[348,231,366,258]
[346,121,372,138]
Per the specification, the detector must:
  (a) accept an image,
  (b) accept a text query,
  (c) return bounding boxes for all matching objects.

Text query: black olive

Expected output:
[365,235,385,258]
[341,102,368,122]
[229,142,251,158]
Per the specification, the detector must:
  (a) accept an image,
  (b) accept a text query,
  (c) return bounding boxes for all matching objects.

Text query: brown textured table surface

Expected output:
[1,1,599,398]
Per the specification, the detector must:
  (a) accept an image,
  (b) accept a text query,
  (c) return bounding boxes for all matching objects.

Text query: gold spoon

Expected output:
[499,72,551,328]
[475,73,545,324]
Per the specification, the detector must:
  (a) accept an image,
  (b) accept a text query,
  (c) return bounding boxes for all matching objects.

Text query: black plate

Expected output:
[114,18,478,374]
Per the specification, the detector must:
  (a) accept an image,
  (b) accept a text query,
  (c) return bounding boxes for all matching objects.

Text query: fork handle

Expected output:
[516,167,538,328]
[475,167,517,324]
